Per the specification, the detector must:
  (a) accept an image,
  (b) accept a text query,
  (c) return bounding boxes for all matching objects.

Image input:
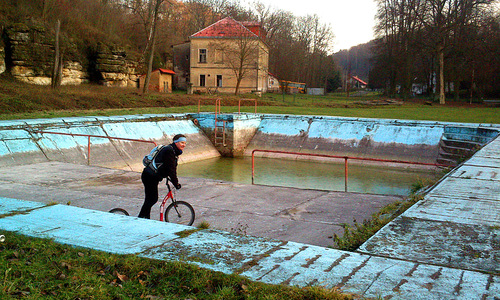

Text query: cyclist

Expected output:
[138,134,186,219]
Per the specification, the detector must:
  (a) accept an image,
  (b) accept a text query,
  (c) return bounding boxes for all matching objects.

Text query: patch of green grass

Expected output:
[0,232,353,299]
[175,228,202,238]
[1,76,499,124]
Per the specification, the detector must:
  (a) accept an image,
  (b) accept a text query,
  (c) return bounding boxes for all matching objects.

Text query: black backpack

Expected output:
[142,145,165,172]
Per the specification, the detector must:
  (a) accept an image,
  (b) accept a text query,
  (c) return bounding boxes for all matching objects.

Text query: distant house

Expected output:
[268,73,280,93]
[174,17,269,94]
[139,68,175,93]
[351,76,367,89]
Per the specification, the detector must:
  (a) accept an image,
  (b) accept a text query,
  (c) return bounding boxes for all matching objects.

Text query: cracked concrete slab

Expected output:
[359,137,500,275]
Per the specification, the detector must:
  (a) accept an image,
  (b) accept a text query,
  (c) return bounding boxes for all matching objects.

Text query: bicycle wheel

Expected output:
[164,201,195,226]
[109,208,129,216]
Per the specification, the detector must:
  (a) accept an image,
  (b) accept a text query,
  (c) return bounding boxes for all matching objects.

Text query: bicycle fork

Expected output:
[159,193,170,222]
[159,191,183,221]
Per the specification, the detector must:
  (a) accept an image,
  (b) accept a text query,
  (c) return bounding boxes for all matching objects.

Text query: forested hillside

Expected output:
[334,41,375,86]
[0,0,341,90]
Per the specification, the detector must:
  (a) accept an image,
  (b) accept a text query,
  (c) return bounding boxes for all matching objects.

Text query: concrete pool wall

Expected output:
[0,114,219,171]
[0,113,498,169]
[194,113,499,165]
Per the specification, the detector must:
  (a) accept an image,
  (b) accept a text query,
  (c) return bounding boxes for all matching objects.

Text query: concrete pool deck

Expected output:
[0,136,499,299]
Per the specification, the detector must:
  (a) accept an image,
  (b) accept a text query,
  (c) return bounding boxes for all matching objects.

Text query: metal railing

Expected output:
[238,98,257,114]
[196,98,258,114]
[33,130,157,165]
[251,149,449,192]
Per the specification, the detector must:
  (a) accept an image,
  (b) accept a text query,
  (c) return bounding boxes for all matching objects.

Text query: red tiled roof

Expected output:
[190,17,259,39]
[140,69,175,77]
[158,68,175,75]
[352,76,367,85]
[241,21,266,38]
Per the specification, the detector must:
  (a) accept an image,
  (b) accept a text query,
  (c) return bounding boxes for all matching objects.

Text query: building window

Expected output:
[199,49,207,63]
[200,74,206,87]
[217,75,223,87]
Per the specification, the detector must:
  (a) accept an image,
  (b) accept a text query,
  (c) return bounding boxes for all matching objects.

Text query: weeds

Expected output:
[333,194,424,251]
[410,176,437,194]
[197,221,210,229]
[333,175,439,251]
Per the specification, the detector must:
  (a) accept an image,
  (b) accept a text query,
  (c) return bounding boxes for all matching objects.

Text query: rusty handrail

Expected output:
[33,130,157,165]
[238,98,257,114]
[251,149,450,192]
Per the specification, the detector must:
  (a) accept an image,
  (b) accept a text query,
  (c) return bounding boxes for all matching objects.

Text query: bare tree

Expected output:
[374,0,425,99]
[142,0,166,94]
[373,0,497,102]
[121,0,167,94]
[51,19,62,89]
[211,32,264,95]
[422,0,495,104]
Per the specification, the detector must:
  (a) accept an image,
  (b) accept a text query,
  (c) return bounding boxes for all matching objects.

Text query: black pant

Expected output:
[138,170,161,219]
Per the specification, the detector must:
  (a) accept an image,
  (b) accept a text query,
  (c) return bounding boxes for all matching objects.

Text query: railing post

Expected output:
[344,157,348,192]
[251,150,255,184]
[87,136,91,165]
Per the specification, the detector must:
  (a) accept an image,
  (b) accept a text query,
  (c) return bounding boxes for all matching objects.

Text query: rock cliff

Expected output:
[0,39,5,75]
[1,23,140,87]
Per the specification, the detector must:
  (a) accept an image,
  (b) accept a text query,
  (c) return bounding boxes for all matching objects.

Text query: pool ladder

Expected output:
[214,98,227,147]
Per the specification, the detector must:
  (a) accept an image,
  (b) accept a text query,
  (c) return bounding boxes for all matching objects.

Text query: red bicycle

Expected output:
[109,180,195,226]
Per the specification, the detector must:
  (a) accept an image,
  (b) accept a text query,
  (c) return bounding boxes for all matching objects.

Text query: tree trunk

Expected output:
[438,48,445,104]
[142,0,161,94]
[142,38,155,94]
[51,20,61,89]
[234,78,241,95]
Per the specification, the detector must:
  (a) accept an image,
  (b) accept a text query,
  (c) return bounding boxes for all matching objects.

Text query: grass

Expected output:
[0,232,353,300]
[0,76,499,124]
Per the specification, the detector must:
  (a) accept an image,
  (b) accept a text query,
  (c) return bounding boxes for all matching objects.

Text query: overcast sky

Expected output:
[247,0,378,52]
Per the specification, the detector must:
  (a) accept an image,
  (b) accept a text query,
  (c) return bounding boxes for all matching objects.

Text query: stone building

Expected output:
[174,17,269,94]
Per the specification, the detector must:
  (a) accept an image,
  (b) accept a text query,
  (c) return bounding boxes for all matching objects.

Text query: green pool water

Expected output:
[178,157,443,196]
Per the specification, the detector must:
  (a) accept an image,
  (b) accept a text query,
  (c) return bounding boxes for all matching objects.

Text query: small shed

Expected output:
[351,76,367,89]
[139,68,175,92]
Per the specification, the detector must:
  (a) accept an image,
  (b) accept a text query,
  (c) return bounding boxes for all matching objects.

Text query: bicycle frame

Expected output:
[159,182,174,222]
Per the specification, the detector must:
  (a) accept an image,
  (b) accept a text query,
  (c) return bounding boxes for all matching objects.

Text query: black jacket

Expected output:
[143,143,182,185]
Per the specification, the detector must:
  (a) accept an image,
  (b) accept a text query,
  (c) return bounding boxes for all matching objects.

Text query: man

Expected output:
[138,134,186,219]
